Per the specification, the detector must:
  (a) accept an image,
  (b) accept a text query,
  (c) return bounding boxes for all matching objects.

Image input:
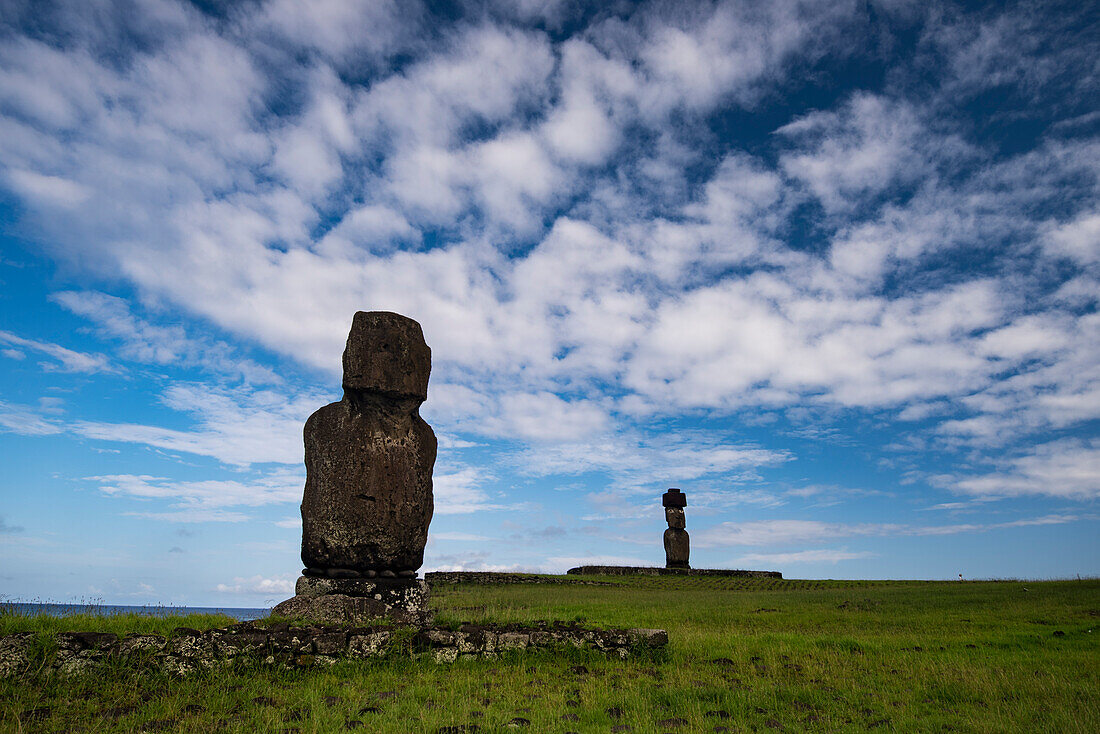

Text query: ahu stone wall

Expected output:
[0,621,667,678]
[425,572,615,586]
[566,566,782,578]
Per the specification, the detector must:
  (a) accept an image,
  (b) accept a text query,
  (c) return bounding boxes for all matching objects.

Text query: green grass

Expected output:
[0,609,238,638]
[2,578,1097,732]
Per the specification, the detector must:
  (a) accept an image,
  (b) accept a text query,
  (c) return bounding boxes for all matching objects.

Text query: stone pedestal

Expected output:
[272,576,431,627]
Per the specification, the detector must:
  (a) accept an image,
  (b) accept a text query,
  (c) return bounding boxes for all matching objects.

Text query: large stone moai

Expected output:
[663,488,690,570]
[274,311,436,625]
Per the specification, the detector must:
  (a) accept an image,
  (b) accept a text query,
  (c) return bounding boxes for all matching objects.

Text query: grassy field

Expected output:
[2,577,1097,732]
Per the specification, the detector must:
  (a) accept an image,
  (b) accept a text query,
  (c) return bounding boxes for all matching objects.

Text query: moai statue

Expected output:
[275,312,436,625]
[301,311,437,578]
[663,488,690,569]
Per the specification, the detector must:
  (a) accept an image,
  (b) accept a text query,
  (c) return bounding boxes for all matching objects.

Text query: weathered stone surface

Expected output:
[295,575,430,604]
[58,650,105,677]
[273,594,390,625]
[629,628,669,647]
[312,631,348,655]
[0,632,33,677]
[116,634,165,656]
[664,528,690,569]
[58,631,117,651]
[348,631,391,657]
[281,577,431,625]
[342,311,431,399]
[166,629,212,659]
[218,631,268,655]
[0,620,667,678]
[665,506,685,529]
[300,311,436,576]
[425,571,615,586]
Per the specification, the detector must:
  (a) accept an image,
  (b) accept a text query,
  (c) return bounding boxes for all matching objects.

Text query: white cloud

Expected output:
[512,430,788,488]
[431,532,492,542]
[90,467,303,514]
[734,549,875,565]
[433,467,508,515]
[127,509,252,523]
[215,574,295,596]
[953,439,1100,500]
[540,39,625,165]
[625,277,1010,411]
[422,550,542,573]
[632,0,823,115]
[317,204,420,258]
[246,0,419,66]
[73,383,320,466]
[0,329,114,374]
[942,312,1100,443]
[697,519,876,547]
[778,94,928,214]
[0,400,63,436]
[52,290,282,384]
[696,514,1081,547]
[5,169,90,207]
[1044,211,1100,265]
[542,555,653,573]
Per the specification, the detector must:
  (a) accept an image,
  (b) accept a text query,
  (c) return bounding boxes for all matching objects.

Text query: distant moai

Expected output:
[275,311,436,625]
[663,488,690,569]
[301,311,437,578]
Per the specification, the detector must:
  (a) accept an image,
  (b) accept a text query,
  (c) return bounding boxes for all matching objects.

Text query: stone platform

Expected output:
[566,566,782,578]
[0,621,669,678]
[272,576,431,626]
[425,571,616,586]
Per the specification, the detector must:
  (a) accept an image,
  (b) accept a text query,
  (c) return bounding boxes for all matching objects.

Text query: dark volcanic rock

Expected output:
[274,578,431,625]
[301,311,436,575]
[662,488,687,508]
[664,528,690,569]
[342,311,431,398]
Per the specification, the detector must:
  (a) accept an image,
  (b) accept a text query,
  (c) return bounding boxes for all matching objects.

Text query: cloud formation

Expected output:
[0,0,1096,582]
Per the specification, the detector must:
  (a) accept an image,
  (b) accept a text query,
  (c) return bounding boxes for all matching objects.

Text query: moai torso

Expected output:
[663,488,690,569]
[300,312,436,576]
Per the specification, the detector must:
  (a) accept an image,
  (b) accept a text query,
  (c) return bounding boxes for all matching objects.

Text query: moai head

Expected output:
[342,311,431,401]
[665,506,685,529]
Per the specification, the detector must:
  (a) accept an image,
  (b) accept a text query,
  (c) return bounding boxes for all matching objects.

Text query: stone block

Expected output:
[312,632,348,655]
[277,578,431,626]
[0,633,33,677]
[348,631,391,657]
[117,634,165,656]
[628,628,669,647]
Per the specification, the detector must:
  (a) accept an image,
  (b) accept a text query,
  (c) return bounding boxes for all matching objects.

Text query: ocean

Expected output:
[3,603,269,621]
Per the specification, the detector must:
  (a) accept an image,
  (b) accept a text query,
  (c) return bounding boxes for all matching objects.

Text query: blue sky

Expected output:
[1,0,1097,607]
